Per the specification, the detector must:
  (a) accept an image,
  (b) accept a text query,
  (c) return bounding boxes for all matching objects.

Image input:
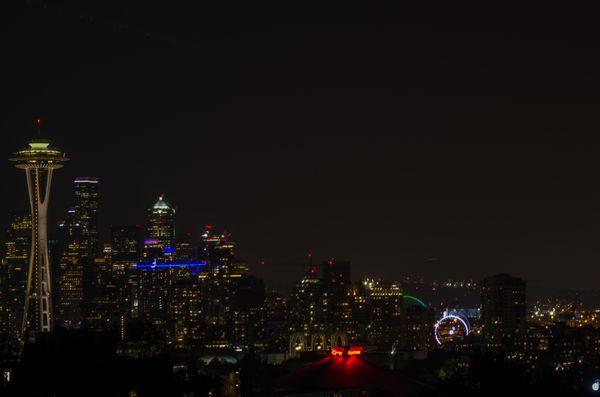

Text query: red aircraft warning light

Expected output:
[331,346,363,357]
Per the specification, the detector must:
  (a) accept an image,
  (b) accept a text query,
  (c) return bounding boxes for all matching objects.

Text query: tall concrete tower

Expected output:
[9,121,68,336]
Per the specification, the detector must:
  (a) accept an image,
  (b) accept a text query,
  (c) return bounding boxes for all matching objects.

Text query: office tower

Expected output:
[55,208,85,328]
[263,290,291,354]
[9,131,68,335]
[73,178,102,328]
[0,211,31,340]
[480,273,527,347]
[81,254,122,332]
[144,195,175,259]
[230,275,266,350]
[363,279,403,348]
[196,228,265,350]
[110,225,141,320]
[111,226,141,275]
[137,260,206,352]
[198,228,234,341]
[321,260,357,339]
[73,177,99,259]
[55,178,101,329]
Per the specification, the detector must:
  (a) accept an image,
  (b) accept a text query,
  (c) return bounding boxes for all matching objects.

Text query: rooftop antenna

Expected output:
[35,117,42,137]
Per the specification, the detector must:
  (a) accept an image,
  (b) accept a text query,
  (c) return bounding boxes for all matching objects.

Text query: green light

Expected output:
[403,295,427,307]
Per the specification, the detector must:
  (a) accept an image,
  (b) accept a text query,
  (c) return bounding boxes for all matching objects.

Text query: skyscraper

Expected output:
[111,225,141,276]
[0,211,31,340]
[480,273,527,348]
[144,195,175,259]
[9,130,68,335]
[363,279,402,348]
[110,225,141,319]
[55,208,85,328]
[73,177,100,259]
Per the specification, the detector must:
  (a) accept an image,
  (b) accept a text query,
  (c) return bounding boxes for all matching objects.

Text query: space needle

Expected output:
[9,119,68,337]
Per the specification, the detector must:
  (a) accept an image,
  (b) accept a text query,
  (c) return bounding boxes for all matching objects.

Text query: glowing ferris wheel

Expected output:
[434,313,470,345]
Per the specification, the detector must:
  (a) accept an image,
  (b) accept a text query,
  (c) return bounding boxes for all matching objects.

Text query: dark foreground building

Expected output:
[275,347,420,396]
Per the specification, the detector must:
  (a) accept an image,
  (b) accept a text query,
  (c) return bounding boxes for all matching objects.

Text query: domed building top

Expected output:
[151,195,175,213]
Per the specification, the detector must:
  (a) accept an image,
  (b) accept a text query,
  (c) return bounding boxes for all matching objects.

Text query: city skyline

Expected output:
[5,130,600,292]
[5,3,600,396]
[4,3,600,292]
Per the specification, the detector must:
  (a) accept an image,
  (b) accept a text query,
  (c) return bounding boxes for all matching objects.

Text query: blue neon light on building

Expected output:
[136,260,207,274]
[163,246,175,254]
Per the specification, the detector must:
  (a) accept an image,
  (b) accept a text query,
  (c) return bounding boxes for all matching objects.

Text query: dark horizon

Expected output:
[4,2,600,291]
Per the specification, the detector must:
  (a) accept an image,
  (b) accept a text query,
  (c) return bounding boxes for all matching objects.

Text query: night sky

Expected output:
[3,2,600,291]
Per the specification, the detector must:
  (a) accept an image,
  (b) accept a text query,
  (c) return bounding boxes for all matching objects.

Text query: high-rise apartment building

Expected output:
[481,273,527,347]
[0,211,31,340]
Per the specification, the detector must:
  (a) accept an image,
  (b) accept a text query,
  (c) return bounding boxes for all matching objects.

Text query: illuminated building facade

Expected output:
[174,233,194,261]
[73,177,99,259]
[74,177,102,328]
[55,208,85,328]
[0,211,31,341]
[55,178,101,329]
[81,257,119,332]
[262,290,291,355]
[137,195,177,328]
[144,195,175,259]
[137,260,206,350]
[9,133,68,335]
[481,273,526,348]
[110,225,141,319]
[363,279,403,348]
[166,278,201,349]
[288,263,330,335]
[195,228,267,350]
[288,260,358,349]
